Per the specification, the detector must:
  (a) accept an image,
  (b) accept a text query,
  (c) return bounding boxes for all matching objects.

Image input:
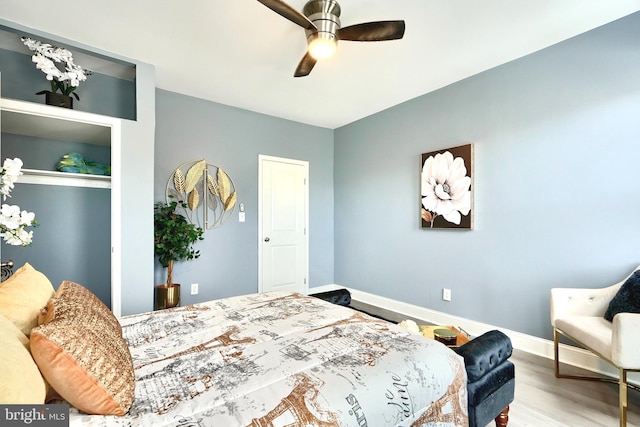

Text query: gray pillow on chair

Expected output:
[604,270,640,321]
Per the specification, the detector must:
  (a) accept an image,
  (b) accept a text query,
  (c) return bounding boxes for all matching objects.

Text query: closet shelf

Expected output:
[1,98,116,190]
[1,97,113,146]
[19,168,111,189]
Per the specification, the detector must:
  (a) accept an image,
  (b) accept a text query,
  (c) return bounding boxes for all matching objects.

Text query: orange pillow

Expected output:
[30,282,134,415]
[0,263,55,335]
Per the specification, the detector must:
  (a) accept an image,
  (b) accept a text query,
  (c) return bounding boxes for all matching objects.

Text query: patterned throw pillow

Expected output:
[38,281,122,336]
[604,270,640,322]
[30,281,135,415]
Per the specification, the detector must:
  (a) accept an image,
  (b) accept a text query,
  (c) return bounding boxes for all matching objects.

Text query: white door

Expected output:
[258,155,308,294]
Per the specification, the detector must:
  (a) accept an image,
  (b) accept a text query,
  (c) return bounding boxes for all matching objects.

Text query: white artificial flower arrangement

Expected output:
[0,158,36,246]
[21,37,90,101]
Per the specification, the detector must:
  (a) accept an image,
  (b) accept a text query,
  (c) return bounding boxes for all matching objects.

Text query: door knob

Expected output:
[264,237,270,242]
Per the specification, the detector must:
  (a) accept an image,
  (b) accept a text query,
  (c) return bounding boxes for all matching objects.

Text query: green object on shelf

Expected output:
[57,152,111,176]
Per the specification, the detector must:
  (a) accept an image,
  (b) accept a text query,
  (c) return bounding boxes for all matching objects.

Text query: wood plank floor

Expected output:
[348,300,640,427]
[507,349,640,427]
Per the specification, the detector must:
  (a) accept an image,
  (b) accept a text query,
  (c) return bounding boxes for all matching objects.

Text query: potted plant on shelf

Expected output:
[21,37,91,109]
[153,199,204,309]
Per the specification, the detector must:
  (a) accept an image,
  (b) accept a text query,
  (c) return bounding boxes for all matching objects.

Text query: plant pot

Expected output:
[156,283,180,310]
[43,91,73,109]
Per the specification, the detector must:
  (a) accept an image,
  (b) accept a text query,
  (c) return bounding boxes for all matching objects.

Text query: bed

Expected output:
[0,264,468,427]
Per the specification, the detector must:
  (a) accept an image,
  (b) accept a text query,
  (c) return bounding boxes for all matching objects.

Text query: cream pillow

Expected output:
[30,281,134,416]
[0,263,55,335]
[0,314,47,404]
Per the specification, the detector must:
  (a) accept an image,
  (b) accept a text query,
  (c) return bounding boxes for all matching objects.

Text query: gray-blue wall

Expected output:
[2,184,111,305]
[154,90,334,304]
[1,134,111,305]
[334,12,640,339]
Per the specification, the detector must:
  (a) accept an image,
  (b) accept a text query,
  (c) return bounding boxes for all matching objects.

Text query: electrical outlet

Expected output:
[191,283,199,295]
[442,288,452,301]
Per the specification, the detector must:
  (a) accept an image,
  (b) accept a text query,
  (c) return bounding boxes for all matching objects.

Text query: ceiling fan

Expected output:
[257,0,406,77]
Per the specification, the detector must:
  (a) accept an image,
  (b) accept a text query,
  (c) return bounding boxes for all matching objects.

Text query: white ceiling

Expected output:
[1,1,639,129]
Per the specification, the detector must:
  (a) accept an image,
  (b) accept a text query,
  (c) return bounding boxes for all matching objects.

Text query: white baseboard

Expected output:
[307,284,342,294]
[309,284,638,384]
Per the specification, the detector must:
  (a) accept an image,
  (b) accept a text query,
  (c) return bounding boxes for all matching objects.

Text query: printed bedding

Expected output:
[71,291,468,426]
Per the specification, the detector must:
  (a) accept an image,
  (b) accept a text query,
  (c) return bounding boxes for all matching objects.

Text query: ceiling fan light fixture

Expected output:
[305,8,340,61]
[308,35,337,59]
[257,0,406,76]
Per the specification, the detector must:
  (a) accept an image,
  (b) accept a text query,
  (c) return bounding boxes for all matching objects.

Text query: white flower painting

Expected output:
[420,144,473,229]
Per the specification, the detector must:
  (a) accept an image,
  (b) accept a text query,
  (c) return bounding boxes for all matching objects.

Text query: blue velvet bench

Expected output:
[310,288,352,307]
[310,290,515,427]
[454,330,515,427]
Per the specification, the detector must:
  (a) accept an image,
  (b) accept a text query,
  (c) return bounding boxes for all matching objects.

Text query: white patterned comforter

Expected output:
[71,291,468,426]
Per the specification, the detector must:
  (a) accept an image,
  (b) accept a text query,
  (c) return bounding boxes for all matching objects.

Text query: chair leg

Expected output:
[495,405,509,427]
[554,329,560,377]
[556,328,634,427]
[554,328,620,384]
[620,368,627,427]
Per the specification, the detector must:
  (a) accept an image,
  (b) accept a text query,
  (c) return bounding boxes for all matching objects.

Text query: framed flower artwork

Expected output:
[420,143,473,230]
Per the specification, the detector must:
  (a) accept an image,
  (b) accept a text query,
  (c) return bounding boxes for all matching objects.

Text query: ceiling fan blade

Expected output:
[337,20,405,41]
[294,52,317,77]
[257,0,317,30]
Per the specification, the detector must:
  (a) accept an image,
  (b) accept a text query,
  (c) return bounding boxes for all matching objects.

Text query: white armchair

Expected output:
[550,265,640,427]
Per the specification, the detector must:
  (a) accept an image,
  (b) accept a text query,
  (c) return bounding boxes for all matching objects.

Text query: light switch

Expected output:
[239,212,246,222]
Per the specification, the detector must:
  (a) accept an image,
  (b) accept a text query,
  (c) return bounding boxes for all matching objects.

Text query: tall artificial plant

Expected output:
[153,200,204,286]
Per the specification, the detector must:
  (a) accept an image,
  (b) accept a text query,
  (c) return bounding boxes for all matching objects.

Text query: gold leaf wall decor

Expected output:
[185,160,206,193]
[173,169,186,193]
[224,192,237,212]
[207,175,219,197]
[188,188,200,210]
[218,168,231,202]
[166,159,237,230]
